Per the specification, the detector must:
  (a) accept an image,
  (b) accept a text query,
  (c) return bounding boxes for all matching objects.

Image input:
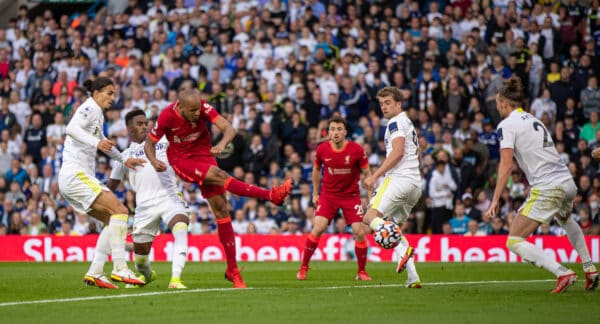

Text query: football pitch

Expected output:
[0,262,598,324]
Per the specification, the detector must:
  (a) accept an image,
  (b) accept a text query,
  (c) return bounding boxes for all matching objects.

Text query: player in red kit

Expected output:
[296,116,374,281]
[145,89,291,288]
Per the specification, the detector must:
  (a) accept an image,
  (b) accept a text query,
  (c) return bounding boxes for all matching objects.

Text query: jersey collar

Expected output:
[330,140,348,153]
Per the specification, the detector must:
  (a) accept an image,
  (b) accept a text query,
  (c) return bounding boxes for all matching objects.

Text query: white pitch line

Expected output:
[0,279,556,308]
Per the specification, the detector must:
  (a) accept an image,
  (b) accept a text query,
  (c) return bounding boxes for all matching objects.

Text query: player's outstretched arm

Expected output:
[486,148,513,218]
[211,115,236,157]
[144,136,166,172]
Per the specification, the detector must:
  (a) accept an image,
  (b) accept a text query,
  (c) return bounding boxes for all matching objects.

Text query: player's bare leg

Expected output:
[555,214,598,291]
[350,222,371,281]
[508,214,576,293]
[208,193,246,288]
[204,166,291,206]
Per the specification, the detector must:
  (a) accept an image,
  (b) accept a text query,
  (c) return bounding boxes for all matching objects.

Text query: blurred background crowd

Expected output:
[0,0,599,238]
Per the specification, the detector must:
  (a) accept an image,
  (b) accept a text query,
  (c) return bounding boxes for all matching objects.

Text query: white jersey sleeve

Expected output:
[62,98,105,175]
[65,104,101,148]
[497,121,516,149]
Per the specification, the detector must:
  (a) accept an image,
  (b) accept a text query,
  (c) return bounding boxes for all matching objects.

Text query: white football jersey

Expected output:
[384,111,421,182]
[497,108,572,188]
[110,137,180,206]
[62,98,106,175]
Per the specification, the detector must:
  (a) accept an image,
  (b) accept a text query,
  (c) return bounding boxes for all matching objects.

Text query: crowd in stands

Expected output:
[0,0,600,238]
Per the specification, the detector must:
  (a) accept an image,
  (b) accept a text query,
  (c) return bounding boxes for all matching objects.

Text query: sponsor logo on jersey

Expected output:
[345,155,350,164]
[182,132,200,142]
[388,121,398,134]
[327,167,352,175]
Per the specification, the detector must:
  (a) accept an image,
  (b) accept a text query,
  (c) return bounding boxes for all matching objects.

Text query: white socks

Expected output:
[108,214,129,271]
[395,235,420,283]
[88,227,110,275]
[369,217,385,230]
[171,222,189,279]
[134,253,152,280]
[557,217,595,272]
[507,236,570,277]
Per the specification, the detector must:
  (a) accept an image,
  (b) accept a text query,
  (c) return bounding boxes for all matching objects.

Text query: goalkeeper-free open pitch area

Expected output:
[1,262,598,324]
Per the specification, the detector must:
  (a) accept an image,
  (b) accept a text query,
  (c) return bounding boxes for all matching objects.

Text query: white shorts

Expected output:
[58,169,109,214]
[133,196,190,243]
[369,176,422,224]
[519,180,577,224]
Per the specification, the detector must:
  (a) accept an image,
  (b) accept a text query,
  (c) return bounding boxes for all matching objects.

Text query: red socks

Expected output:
[301,234,320,268]
[224,177,270,200]
[355,240,368,272]
[216,217,238,271]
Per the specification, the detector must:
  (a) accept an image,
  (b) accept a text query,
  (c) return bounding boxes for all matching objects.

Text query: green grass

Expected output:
[0,262,598,324]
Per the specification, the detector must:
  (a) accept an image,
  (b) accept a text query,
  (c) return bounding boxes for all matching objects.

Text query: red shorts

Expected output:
[315,193,364,225]
[170,155,226,199]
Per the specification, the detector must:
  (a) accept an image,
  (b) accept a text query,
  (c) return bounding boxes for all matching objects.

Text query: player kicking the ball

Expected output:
[145,89,291,288]
[297,116,373,281]
[485,76,598,293]
[362,87,423,288]
[108,110,189,289]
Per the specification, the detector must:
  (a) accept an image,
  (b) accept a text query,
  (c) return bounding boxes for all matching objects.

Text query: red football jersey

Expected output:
[314,141,369,197]
[149,99,220,160]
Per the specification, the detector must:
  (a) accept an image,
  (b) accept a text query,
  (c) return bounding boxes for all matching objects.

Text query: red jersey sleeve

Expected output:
[200,100,220,123]
[149,107,170,142]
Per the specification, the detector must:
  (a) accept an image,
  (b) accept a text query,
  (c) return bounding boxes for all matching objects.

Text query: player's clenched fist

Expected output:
[151,159,167,172]
[97,139,114,153]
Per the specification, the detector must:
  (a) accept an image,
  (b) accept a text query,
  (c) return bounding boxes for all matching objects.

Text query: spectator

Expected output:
[449,201,471,235]
[581,76,600,119]
[252,204,278,234]
[464,219,486,236]
[5,159,27,188]
[581,112,600,144]
[428,160,457,233]
[24,113,47,164]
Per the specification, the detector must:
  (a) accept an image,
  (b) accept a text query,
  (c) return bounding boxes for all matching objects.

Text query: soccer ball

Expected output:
[373,221,402,249]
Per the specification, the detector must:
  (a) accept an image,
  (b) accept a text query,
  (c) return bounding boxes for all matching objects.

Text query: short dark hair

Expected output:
[125,109,146,126]
[328,116,348,130]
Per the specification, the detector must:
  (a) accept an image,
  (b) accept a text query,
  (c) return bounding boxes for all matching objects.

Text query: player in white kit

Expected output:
[58,77,145,288]
[108,110,190,289]
[485,76,598,293]
[362,86,423,288]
